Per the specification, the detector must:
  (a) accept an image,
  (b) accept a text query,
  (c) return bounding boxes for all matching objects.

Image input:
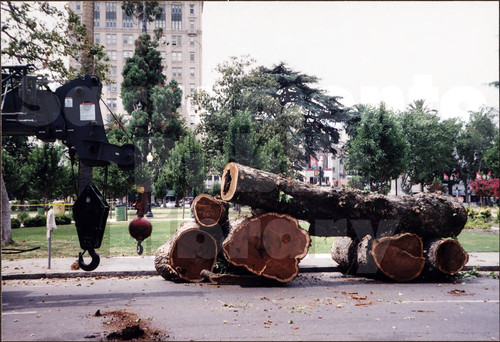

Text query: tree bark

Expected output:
[222,213,310,283]
[154,222,218,282]
[331,233,425,282]
[1,171,13,246]
[221,163,467,239]
[424,239,469,275]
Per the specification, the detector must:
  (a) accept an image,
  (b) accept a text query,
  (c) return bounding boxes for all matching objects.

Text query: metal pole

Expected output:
[48,230,52,269]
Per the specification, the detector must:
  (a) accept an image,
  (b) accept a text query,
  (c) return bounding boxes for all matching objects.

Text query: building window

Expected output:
[190,67,195,78]
[172,67,182,78]
[107,83,117,92]
[189,36,195,46]
[156,4,166,28]
[105,2,117,28]
[123,34,133,44]
[123,11,133,28]
[172,35,182,46]
[123,50,133,61]
[190,83,195,93]
[190,114,195,124]
[107,98,117,109]
[111,66,117,76]
[189,20,195,30]
[172,52,182,62]
[161,52,166,60]
[171,3,182,30]
[190,52,195,62]
[94,2,100,27]
[76,1,81,11]
[106,34,116,45]
[107,51,117,61]
[189,4,194,14]
[94,33,100,44]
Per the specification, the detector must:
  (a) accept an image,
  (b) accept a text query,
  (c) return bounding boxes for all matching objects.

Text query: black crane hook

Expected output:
[78,248,100,271]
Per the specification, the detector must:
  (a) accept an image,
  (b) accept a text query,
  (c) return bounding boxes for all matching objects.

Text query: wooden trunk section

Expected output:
[221,162,467,239]
[425,239,469,275]
[192,194,229,229]
[222,213,310,283]
[155,222,218,282]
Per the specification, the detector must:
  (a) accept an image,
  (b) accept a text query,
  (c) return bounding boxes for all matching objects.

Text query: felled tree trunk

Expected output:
[154,222,218,283]
[331,233,425,282]
[192,194,229,250]
[222,213,310,283]
[424,239,469,275]
[221,163,467,239]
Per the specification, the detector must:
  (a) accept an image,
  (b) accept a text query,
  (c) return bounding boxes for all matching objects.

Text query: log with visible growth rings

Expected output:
[424,239,469,275]
[221,162,467,239]
[222,213,310,283]
[192,194,229,229]
[331,233,426,282]
[154,222,218,282]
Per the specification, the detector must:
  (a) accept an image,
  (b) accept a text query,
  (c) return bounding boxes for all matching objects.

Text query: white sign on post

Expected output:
[80,102,96,121]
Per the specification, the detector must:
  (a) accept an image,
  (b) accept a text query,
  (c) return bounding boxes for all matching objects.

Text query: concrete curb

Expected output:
[2,265,498,281]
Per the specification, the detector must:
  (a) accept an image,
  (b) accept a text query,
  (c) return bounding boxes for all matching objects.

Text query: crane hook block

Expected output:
[73,185,109,270]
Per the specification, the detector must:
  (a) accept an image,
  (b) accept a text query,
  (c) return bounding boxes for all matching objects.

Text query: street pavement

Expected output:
[1,253,499,280]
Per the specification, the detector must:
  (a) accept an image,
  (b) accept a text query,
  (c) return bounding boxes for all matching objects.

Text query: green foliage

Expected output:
[465,206,477,219]
[1,1,110,82]
[465,217,493,230]
[55,214,72,225]
[223,110,261,168]
[161,131,206,199]
[207,182,222,198]
[457,266,481,279]
[479,208,492,220]
[17,211,29,223]
[345,103,408,193]
[399,103,461,188]
[11,218,21,229]
[482,134,499,178]
[347,176,364,190]
[427,177,447,194]
[23,215,47,228]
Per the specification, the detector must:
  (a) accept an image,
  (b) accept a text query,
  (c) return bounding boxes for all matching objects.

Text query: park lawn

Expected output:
[456,231,500,253]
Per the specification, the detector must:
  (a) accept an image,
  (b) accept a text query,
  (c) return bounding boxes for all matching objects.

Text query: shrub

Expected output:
[479,209,492,221]
[17,211,30,223]
[11,218,21,229]
[23,215,47,227]
[55,214,72,225]
[465,206,477,219]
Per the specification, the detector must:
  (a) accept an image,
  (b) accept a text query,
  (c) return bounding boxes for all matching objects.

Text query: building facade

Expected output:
[70,1,203,126]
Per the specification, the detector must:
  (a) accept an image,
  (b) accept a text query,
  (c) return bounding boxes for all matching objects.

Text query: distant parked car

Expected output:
[166,200,176,208]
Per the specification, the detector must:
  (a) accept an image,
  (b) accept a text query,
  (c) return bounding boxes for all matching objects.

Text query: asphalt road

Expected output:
[2,273,499,341]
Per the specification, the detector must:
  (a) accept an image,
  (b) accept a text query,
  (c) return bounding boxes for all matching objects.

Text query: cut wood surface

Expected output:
[154,222,218,282]
[221,163,467,239]
[192,194,229,229]
[222,213,310,283]
[332,233,425,282]
[425,239,469,275]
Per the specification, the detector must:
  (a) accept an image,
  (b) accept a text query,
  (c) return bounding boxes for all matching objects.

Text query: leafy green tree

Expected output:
[1,137,32,203]
[398,103,461,192]
[122,1,163,34]
[160,131,206,218]
[483,134,499,178]
[1,1,110,81]
[223,110,262,169]
[346,103,408,193]
[456,107,498,202]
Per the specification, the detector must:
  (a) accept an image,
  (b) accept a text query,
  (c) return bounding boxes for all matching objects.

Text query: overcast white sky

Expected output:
[201,1,499,121]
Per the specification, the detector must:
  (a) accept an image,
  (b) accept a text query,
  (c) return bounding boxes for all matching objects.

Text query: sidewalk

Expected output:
[1,253,498,280]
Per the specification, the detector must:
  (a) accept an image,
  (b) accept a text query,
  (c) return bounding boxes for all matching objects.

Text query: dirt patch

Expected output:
[98,309,168,341]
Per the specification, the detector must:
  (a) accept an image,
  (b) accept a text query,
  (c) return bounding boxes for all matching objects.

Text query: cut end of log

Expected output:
[192,194,225,228]
[223,213,310,282]
[371,233,425,282]
[221,162,239,201]
[429,239,469,275]
[155,225,218,283]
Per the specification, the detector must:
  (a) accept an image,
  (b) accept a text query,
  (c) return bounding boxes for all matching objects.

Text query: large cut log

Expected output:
[221,163,467,239]
[192,194,229,229]
[424,239,469,275]
[331,233,425,282]
[154,222,218,282]
[222,213,310,283]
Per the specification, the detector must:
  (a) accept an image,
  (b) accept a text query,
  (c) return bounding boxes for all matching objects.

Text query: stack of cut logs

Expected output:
[155,163,469,283]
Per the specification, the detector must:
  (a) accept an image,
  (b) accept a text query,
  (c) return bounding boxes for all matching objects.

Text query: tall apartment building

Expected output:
[69,1,203,126]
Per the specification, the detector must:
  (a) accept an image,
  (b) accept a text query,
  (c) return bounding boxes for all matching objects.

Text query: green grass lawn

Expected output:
[6,207,499,259]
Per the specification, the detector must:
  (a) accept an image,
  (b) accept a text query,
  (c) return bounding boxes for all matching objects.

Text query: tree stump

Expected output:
[221,162,467,239]
[222,213,310,282]
[155,222,218,282]
[424,239,469,275]
[192,194,229,229]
